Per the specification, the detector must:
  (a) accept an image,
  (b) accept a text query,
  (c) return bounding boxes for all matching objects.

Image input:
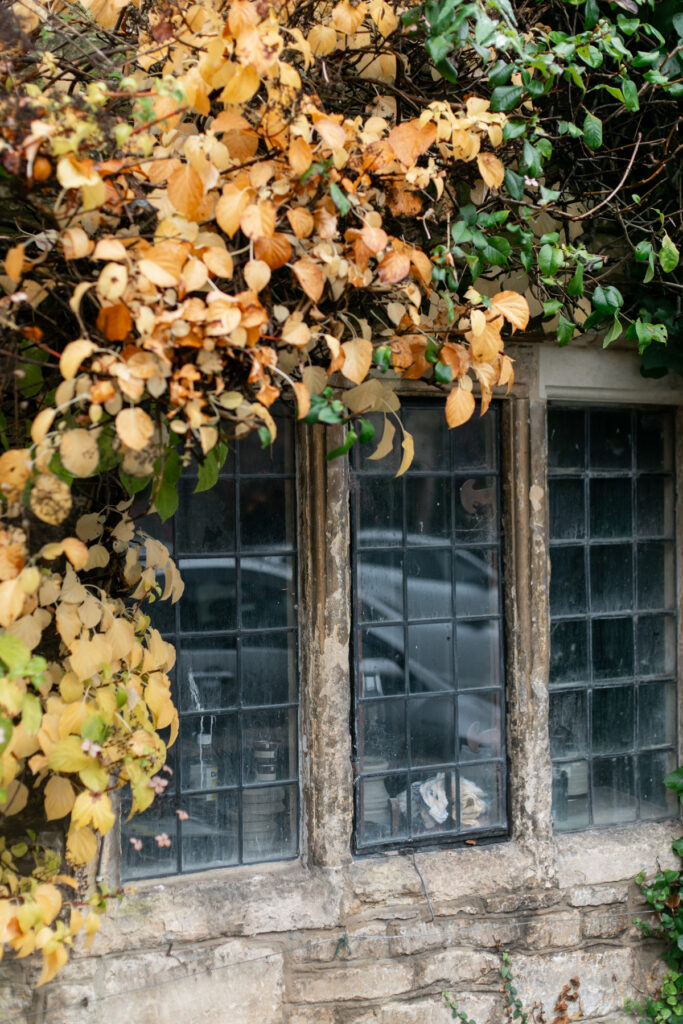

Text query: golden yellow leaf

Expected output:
[308,24,337,56]
[61,227,93,260]
[30,474,72,526]
[360,225,388,253]
[396,428,414,477]
[289,136,313,176]
[71,791,115,834]
[0,779,29,816]
[59,429,99,478]
[368,0,398,36]
[333,0,367,34]
[445,385,476,428]
[167,163,204,221]
[61,537,89,571]
[202,247,234,279]
[138,242,189,288]
[341,337,373,385]
[116,408,154,451]
[30,408,57,444]
[69,635,112,683]
[293,259,324,303]
[59,339,96,381]
[467,316,504,362]
[0,448,31,502]
[292,381,311,420]
[286,207,314,239]
[83,911,101,950]
[66,826,97,866]
[34,884,62,926]
[498,353,515,392]
[69,908,84,935]
[92,238,127,262]
[36,943,68,987]
[243,259,271,292]
[5,243,25,284]
[282,313,311,348]
[470,309,486,336]
[490,290,530,332]
[216,185,252,238]
[221,64,260,105]
[368,415,396,461]
[477,152,505,189]
[388,121,436,166]
[240,201,276,240]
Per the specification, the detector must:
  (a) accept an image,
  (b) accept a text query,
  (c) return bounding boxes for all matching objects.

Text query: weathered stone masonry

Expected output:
[1,341,682,1024]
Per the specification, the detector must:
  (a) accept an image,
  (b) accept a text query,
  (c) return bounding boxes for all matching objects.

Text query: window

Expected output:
[350,402,507,851]
[548,407,678,830]
[122,423,299,878]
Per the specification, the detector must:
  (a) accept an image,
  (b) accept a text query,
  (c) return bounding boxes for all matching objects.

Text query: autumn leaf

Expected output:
[292,381,311,419]
[116,408,154,451]
[287,207,315,239]
[490,291,530,332]
[293,259,325,303]
[216,187,252,239]
[59,429,100,477]
[202,247,234,279]
[387,122,436,166]
[240,201,276,239]
[446,385,476,428]
[66,826,97,866]
[61,227,93,260]
[255,233,292,269]
[396,429,414,476]
[333,0,367,34]
[30,474,72,526]
[244,259,271,292]
[308,24,337,56]
[477,152,505,189]
[5,243,25,284]
[36,944,68,987]
[221,64,260,104]
[315,118,347,150]
[378,250,411,284]
[289,136,313,176]
[167,164,204,220]
[341,338,373,384]
[59,339,96,381]
[96,302,132,341]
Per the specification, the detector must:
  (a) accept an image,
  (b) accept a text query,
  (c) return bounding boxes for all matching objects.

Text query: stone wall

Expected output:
[1,342,682,1024]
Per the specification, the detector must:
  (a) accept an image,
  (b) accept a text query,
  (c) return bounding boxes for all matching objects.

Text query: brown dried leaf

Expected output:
[490,291,530,332]
[254,233,292,270]
[445,385,476,428]
[292,381,311,420]
[287,207,315,239]
[293,259,324,303]
[167,163,204,220]
[378,250,411,284]
[5,243,25,284]
[289,136,313,176]
[60,429,99,477]
[341,337,373,385]
[30,474,72,525]
[477,152,505,190]
[96,302,132,342]
[240,201,276,240]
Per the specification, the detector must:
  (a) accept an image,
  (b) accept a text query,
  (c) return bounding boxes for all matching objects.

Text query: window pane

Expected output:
[177,477,235,554]
[178,637,237,711]
[240,478,295,550]
[589,478,631,538]
[242,632,296,706]
[639,750,677,820]
[182,792,238,871]
[180,714,238,790]
[550,690,588,758]
[549,406,676,831]
[241,784,297,864]
[550,478,585,540]
[241,709,297,784]
[461,763,504,828]
[241,556,295,629]
[353,403,504,850]
[179,559,236,632]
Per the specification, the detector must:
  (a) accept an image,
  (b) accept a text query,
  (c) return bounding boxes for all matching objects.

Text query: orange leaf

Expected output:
[167,163,204,220]
[445,385,476,428]
[221,64,260,105]
[5,243,25,284]
[387,121,436,166]
[216,184,252,238]
[293,259,324,303]
[254,233,292,269]
[333,0,367,34]
[466,316,504,362]
[243,259,271,292]
[96,303,132,342]
[287,207,314,239]
[61,227,93,260]
[308,24,337,56]
[378,250,411,284]
[490,290,530,332]
[292,381,311,420]
[360,225,388,254]
[202,247,234,279]
[477,152,505,190]
[240,201,276,240]
[341,338,373,385]
[440,342,470,378]
[315,118,347,150]
[115,408,154,451]
[289,136,313,176]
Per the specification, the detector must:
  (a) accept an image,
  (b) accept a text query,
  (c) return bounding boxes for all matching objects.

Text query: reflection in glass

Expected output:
[589,478,631,538]
[592,685,634,754]
[406,549,451,619]
[639,681,676,748]
[590,545,633,613]
[359,551,404,623]
[403,407,449,471]
[359,773,397,843]
[409,696,454,766]
[592,756,636,824]
[639,750,677,820]
[359,626,404,696]
[548,409,585,470]
[458,690,502,761]
[637,543,675,610]
[638,615,676,677]
[408,622,453,692]
[241,708,297,784]
[180,714,237,790]
[456,619,501,689]
[241,784,297,863]
[179,560,236,632]
[550,547,586,615]
[592,618,633,679]
[359,477,402,546]
[121,793,177,879]
[461,763,503,828]
[406,477,450,543]
[456,549,498,617]
[550,620,588,686]
[590,410,632,469]
[637,477,674,537]
[451,413,498,470]
[179,638,237,711]
[637,411,673,472]
[241,556,295,629]
[177,477,234,554]
[550,690,587,758]
[455,477,498,541]
[552,761,589,830]
[240,478,294,550]
[550,478,585,540]
[242,632,296,706]
[182,792,238,871]
[360,700,407,768]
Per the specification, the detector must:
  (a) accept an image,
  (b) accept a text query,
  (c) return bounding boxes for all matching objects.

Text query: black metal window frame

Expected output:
[548,404,678,832]
[121,427,299,879]
[350,399,508,855]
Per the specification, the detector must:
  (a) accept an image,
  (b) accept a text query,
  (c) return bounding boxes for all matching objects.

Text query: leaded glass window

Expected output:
[351,403,506,851]
[122,423,298,877]
[548,407,678,830]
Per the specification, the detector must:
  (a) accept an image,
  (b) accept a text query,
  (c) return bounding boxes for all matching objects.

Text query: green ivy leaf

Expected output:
[326,428,358,461]
[582,111,603,150]
[504,169,524,200]
[0,716,12,756]
[592,285,623,316]
[567,262,584,297]
[0,634,31,674]
[621,77,639,111]
[557,314,576,347]
[603,316,623,348]
[659,234,680,273]
[195,442,229,493]
[490,84,524,112]
[542,299,562,318]
[538,244,563,277]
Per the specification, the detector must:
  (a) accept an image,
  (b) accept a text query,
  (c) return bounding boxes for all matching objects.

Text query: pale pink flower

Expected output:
[154,832,171,848]
[129,837,143,852]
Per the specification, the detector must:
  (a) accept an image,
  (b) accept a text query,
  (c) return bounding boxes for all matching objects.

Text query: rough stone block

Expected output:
[287,960,413,1004]
[511,948,635,1018]
[569,885,628,907]
[582,909,629,939]
[416,948,499,988]
[521,912,582,949]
